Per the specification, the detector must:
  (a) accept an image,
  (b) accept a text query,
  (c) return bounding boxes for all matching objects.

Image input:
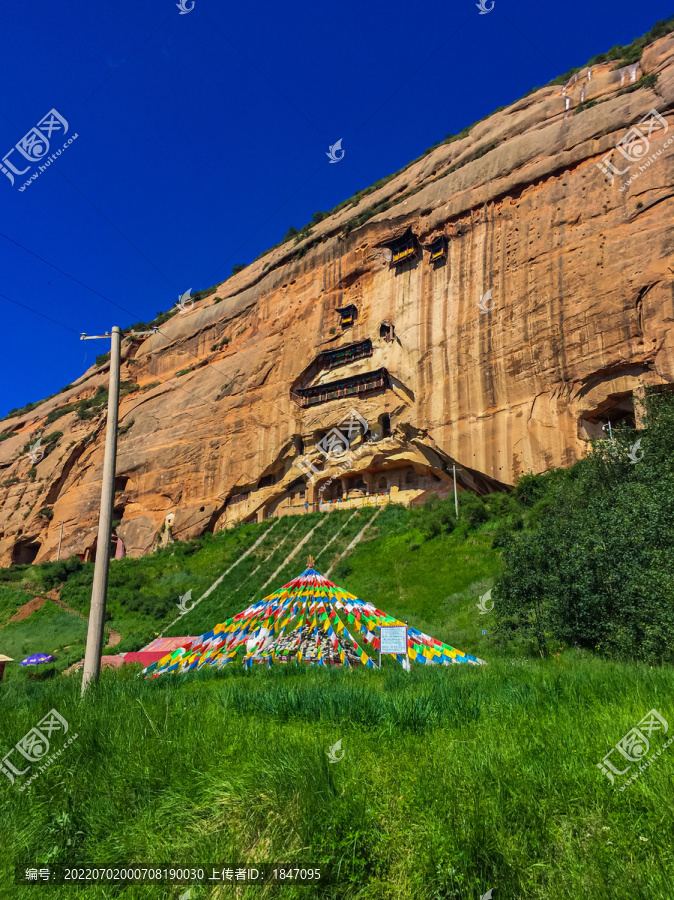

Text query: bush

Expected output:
[495,389,674,664]
[484,492,519,517]
[46,405,76,423]
[411,495,457,540]
[458,493,489,529]
[617,72,658,96]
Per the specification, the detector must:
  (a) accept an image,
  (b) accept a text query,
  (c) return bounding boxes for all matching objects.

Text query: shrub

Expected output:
[617,72,658,96]
[458,493,489,529]
[95,352,111,367]
[411,495,457,540]
[192,286,218,302]
[495,388,674,663]
[573,99,597,114]
[46,404,76,423]
[484,492,519,517]
[37,507,54,520]
[231,264,247,276]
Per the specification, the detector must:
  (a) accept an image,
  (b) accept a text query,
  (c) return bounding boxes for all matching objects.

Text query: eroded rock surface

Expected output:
[1,36,673,563]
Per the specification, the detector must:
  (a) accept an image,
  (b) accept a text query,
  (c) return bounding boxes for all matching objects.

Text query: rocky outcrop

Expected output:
[1,34,674,564]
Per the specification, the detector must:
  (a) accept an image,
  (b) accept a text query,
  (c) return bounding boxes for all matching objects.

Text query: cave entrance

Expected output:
[578,393,636,440]
[379,321,395,343]
[11,539,41,565]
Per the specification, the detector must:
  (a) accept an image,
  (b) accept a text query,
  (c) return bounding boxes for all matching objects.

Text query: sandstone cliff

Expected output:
[1,32,674,564]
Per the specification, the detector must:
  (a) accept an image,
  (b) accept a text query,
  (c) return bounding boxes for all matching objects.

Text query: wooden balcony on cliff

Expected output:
[387,229,418,267]
[289,340,374,401]
[336,304,357,327]
[320,339,372,369]
[429,236,447,263]
[291,367,390,408]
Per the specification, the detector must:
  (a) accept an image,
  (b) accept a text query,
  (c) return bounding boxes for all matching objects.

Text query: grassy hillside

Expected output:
[0,495,519,679]
[2,390,674,898]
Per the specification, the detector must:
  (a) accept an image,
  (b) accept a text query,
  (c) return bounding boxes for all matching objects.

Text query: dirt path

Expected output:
[6,596,47,624]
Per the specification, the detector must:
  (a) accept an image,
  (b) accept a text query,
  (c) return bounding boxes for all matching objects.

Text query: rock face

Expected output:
[1,34,674,565]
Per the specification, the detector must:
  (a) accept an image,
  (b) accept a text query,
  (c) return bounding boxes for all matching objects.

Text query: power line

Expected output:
[0,230,294,424]
[0,291,80,335]
[0,231,139,321]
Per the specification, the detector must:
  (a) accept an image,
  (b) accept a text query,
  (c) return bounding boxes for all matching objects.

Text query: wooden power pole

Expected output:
[80,325,156,696]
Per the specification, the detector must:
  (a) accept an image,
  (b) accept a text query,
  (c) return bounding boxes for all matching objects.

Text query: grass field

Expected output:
[2,656,673,899]
[2,495,673,898]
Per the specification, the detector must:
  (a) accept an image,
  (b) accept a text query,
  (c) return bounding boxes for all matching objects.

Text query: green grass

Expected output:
[2,657,673,899]
[0,600,87,675]
[2,475,673,897]
[0,583,35,627]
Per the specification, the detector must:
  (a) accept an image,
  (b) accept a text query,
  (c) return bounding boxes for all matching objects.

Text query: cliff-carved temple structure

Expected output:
[1,31,674,564]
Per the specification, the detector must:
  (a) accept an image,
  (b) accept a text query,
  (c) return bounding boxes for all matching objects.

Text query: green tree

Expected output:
[495,390,674,663]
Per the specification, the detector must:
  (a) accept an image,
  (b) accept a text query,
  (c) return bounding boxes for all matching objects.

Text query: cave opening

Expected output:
[12,539,41,565]
[578,393,636,440]
[379,322,395,342]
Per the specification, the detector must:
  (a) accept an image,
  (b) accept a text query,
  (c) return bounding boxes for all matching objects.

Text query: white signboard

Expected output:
[380,625,407,655]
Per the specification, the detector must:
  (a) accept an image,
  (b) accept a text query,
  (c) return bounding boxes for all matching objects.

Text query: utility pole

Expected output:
[56,522,64,561]
[452,464,463,519]
[602,421,614,443]
[80,326,156,696]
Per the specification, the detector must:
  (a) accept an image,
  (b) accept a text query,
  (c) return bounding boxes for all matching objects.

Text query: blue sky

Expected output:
[0,0,671,417]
